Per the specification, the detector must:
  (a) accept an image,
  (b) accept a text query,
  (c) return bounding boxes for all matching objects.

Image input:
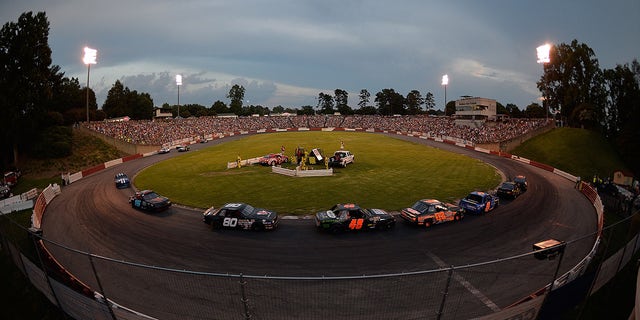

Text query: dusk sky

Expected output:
[2,0,639,110]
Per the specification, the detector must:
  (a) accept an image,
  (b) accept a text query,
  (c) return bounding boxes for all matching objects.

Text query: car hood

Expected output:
[254,209,278,220]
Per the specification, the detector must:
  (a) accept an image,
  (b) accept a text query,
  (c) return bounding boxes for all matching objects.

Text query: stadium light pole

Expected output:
[83,47,97,122]
[176,74,182,118]
[537,44,551,123]
[441,74,449,110]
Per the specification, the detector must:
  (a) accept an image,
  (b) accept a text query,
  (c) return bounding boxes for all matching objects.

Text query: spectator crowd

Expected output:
[83,115,550,146]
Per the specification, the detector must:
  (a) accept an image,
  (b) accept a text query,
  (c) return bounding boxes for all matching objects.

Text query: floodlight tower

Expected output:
[176,74,182,118]
[83,47,97,122]
[537,44,551,122]
[441,74,449,110]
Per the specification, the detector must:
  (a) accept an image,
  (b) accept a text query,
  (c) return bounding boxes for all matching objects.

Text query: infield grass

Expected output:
[134,132,500,215]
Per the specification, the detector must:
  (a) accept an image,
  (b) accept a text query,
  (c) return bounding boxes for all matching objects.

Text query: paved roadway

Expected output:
[42,133,597,319]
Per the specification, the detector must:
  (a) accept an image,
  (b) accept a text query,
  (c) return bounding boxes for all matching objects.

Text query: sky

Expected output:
[1,0,639,111]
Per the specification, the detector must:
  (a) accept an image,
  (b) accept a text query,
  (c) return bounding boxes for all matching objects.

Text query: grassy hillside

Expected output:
[511,127,630,180]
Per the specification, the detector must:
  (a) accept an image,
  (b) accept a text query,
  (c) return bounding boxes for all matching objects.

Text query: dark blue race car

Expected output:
[114,173,131,189]
[129,190,171,211]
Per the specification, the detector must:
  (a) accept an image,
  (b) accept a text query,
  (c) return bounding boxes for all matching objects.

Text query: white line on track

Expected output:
[426,251,502,313]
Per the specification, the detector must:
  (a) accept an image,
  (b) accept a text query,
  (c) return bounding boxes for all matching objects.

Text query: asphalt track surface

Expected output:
[42,133,597,319]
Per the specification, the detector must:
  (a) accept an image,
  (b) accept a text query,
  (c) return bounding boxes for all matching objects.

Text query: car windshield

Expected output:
[142,192,160,200]
[465,194,483,203]
[500,183,514,190]
[412,201,435,214]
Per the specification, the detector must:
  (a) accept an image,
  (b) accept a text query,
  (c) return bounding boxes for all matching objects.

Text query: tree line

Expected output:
[1,12,638,175]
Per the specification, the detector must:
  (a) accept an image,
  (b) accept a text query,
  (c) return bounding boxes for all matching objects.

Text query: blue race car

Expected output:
[114,173,131,189]
[458,191,499,214]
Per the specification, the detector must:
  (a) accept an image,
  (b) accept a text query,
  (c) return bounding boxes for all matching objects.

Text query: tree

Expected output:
[445,101,456,116]
[504,103,523,118]
[334,89,349,112]
[227,84,245,115]
[0,11,62,166]
[524,103,545,118]
[603,61,640,138]
[210,100,228,115]
[375,89,405,115]
[405,90,424,115]
[272,105,285,114]
[424,92,435,113]
[102,80,154,119]
[317,92,334,114]
[537,39,606,128]
[299,105,315,115]
[358,89,370,110]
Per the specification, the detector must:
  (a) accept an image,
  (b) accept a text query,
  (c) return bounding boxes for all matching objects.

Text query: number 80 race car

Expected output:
[202,203,279,231]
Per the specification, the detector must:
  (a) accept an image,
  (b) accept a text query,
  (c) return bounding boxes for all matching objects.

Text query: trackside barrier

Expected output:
[0,188,39,214]
[30,184,60,230]
[4,125,627,319]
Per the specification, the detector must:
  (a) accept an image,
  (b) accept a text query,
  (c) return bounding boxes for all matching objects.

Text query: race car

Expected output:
[177,145,190,152]
[328,150,355,168]
[496,181,522,199]
[315,203,396,233]
[400,199,464,228]
[203,202,279,231]
[158,147,171,154]
[258,153,289,166]
[458,191,499,214]
[114,172,131,189]
[514,175,528,192]
[129,190,172,211]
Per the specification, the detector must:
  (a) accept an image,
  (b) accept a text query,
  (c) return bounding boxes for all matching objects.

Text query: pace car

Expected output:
[458,191,499,214]
[203,202,278,231]
[258,153,289,166]
[114,173,131,189]
[315,203,395,233]
[401,199,464,228]
[328,150,354,167]
[158,147,171,154]
[129,190,172,211]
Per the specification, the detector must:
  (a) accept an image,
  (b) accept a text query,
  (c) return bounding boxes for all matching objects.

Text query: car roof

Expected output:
[333,203,361,210]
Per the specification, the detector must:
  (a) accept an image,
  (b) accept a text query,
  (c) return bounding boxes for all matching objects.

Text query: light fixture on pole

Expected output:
[176,74,182,118]
[83,47,97,122]
[536,44,551,122]
[441,74,449,110]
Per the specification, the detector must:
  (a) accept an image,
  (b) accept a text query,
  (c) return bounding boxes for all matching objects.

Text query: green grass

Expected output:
[135,132,501,214]
[511,127,629,180]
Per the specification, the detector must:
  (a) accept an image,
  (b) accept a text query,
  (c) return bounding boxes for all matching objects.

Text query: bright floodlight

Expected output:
[176,74,182,86]
[536,44,551,64]
[83,47,97,65]
[441,74,449,86]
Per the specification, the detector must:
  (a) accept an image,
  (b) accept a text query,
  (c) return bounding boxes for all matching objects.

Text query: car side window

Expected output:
[218,209,227,217]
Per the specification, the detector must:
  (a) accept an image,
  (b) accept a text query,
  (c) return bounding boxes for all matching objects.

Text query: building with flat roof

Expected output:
[454,96,497,127]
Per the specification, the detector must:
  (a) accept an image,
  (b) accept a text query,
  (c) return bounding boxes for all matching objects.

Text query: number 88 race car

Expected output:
[203,203,279,231]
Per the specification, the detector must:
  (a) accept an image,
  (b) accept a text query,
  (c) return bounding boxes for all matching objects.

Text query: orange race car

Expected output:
[400,199,464,228]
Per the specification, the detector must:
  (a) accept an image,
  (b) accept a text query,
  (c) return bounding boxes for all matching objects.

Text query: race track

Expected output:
[41,133,597,319]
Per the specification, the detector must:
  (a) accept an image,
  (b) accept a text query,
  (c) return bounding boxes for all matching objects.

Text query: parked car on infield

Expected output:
[258,153,289,166]
[458,191,499,214]
[177,145,190,152]
[328,150,354,168]
[401,199,464,228]
[203,203,279,231]
[114,173,131,189]
[158,147,171,154]
[497,181,522,199]
[514,175,528,191]
[129,190,171,211]
[315,203,396,233]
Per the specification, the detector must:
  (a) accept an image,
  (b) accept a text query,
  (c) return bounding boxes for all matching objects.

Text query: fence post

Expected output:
[437,266,454,320]
[88,254,117,320]
[239,273,251,319]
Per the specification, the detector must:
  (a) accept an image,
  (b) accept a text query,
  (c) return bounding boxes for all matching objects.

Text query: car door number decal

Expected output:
[348,218,364,230]
[223,217,238,227]
[434,212,446,221]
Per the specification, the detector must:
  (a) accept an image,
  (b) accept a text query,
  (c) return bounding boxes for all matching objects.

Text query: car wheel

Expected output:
[454,214,462,221]
[210,221,222,230]
[424,220,433,228]
[252,223,265,232]
[329,224,343,234]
